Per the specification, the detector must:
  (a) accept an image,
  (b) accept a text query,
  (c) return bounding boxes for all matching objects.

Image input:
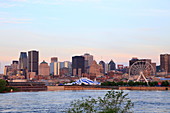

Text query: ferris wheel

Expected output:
[128,61,156,85]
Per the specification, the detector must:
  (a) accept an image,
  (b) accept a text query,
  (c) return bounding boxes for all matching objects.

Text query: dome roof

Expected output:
[41,60,47,64]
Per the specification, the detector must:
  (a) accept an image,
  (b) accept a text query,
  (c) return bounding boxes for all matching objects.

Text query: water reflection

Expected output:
[0,90,170,113]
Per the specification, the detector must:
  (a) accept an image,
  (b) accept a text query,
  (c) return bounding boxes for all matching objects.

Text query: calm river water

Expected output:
[0,90,170,113]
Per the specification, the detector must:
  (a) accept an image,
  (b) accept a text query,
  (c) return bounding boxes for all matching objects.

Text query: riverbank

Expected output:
[48,86,118,91]
[47,86,170,91]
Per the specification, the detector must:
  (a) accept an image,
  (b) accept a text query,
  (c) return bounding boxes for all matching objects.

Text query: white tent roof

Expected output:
[72,78,100,85]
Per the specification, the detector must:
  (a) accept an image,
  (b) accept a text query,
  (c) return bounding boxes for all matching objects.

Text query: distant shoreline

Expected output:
[48,86,170,91]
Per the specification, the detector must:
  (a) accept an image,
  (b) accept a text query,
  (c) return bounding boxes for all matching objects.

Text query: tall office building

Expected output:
[99,60,105,74]
[4,65,11,76]
[72,56,85,76]
[39,60,50,76]
[160,54,170,74]
[11,60,19,75]
[50,57,60,76]
[19,52,27,78]
[59,61,72,76]
[50,62,58,76]
[129,57,139,66]
[83,53,93,74]
[108,60,116,71]
[51,57,58,63]
[89,60,103,77]
[28,50,39,75]
[19,52,27,69]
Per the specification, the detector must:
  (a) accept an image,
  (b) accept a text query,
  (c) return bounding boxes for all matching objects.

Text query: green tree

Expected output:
[161,81,169,86]
[0,79,7,93]
[127,81,134,86]
[68,90,134,113]
[0,79,7,88]
[0,79,18,93]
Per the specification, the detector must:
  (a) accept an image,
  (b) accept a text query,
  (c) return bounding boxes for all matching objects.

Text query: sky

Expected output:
[0,0,170,73]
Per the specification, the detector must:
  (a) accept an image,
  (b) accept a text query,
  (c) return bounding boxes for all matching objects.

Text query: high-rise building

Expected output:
[39,60,50,76]
[4,65,11,76]
[51,57,58,63]
[19,52,27,78]
[83,53,93,74]
[160,54,170,74]
[63,61,72,69]
[60,61,72,76]
[89,60,103,77]
[11,60,19,75]
[50,57,60,76]
[11,60,19,70]
[28,50,39,75]
[108,60,116,71]
[19,52,27,69]
[99,60,105,74]
[129,57,139,66]
[105,63,109,73]
[72,56,85,76]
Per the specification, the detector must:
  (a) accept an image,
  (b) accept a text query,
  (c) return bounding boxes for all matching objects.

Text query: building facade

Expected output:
[19,52,27,78]
[28,50,39,75]
[99,60,105,74]
[129,57,139,66]
[108,60,116,71]
[39,60,50,76]
[72,56,85,76]
[51,57,58,63]
[83,53,93,74]
[89,60,103,77]
[160,54,170,74]
[50,62,60,76]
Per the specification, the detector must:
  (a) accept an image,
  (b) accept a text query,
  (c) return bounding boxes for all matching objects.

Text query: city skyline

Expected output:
[1,0,170,73]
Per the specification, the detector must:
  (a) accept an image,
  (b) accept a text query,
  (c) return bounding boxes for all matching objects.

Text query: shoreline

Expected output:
[5,85,170,92]
[47,86,170,91]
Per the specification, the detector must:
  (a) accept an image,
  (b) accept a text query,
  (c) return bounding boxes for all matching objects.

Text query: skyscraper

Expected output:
[99,60,105,74]
[51,57,58,63]
[108,60,116,71]
[11,60,19,76]
[28,50,39,75]
[89,60,103,77]
[19,52,27,69]
[72,56,85,76]
[50,57,60,76]
[83,53,93,74]
[19,52,27,78]
[39,60,50,76]
[160,54,170,74]
[129,57,139,66]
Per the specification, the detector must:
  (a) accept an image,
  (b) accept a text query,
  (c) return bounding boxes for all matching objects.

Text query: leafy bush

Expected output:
[161,81,169,86]
[0,79,18,93]
[0,79,7,88]
[68,90,134,113]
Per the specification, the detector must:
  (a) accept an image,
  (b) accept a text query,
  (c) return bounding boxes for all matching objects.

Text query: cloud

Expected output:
[0,18,33,24]
[11,0,27,2]
[0,21,31,24]
[0,3,17,8]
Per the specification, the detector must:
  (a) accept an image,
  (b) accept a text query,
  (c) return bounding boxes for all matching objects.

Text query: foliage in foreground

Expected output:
[0,79,18,93]
[68,90,134,113]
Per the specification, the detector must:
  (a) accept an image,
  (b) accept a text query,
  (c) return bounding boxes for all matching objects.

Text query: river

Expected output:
[0,90,170,113]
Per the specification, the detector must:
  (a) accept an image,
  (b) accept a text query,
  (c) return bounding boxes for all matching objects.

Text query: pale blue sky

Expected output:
[0,0,170,73]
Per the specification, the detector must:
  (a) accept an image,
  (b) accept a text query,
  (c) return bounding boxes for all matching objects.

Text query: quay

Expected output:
[8,82,170,91]
[47,86,170,91]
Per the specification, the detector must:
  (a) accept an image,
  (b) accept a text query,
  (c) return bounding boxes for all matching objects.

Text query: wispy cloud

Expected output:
[11,0,27,2]
[0,3,17,8]
[0,18,33,24]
